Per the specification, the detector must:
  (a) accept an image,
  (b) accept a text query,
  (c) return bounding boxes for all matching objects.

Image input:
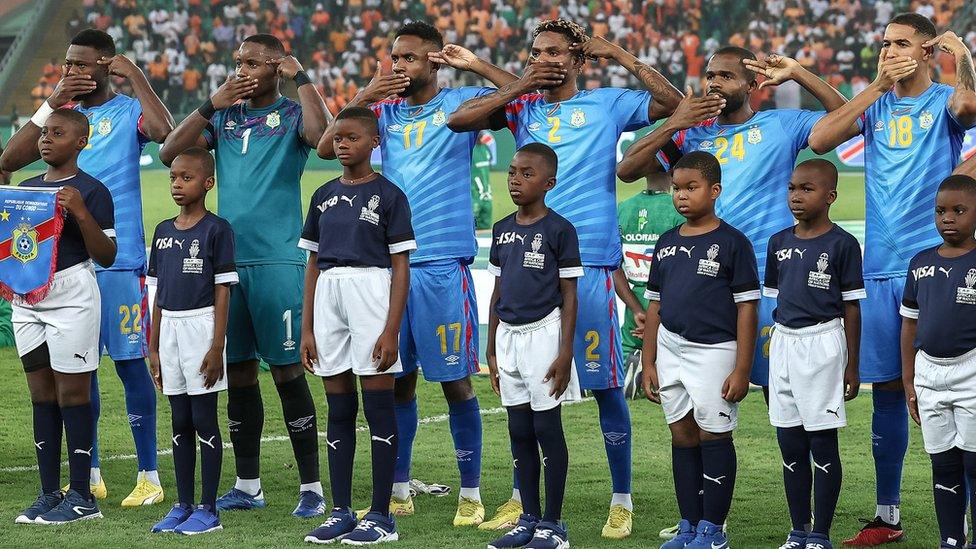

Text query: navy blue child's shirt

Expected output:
[489,210,583,325]
[645,220,760,344]
[763,224,866,328]
[901,246,976,358]
[299,175,416,268]
[147,212,238,311]
[20,171,115,272]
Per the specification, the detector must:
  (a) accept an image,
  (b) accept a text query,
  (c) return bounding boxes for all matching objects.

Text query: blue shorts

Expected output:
[398,260,479,382]
[749,292,776,386]
[227,264,304,366]
[859,277,904,383]
[574,267,624,391]
[97,268,149,361]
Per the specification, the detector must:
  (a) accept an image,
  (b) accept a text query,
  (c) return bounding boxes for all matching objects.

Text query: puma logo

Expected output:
[514,234,525,245]
[939,267,953,278]
[703,474,726,485]
[794,248,806,259]
[513,458,519,469]
[326,438,340,450]
[783,461,797,473]
[718,411,732,421]
[73,447,92,457]
[174,238,185,249]
[34,440,45,450]
[542,456,548,468]
[340,195,356,207]
[198,435,216,449]
[826,408,840,418]
[371,434,395,446]
[813,460,831,474]
[679,245,696,258]
[73,352,88,362]
[936,483,961,494]
[172,434,181,446]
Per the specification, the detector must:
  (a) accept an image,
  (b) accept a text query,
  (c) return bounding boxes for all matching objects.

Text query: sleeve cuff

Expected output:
[733,289,762,303]
[559,266,584,278]
[899,305,919,319]
[644,289,660,301]
[214,272,239,285]
[762,286,779,298]
[842,288,868,301]
[103,228,116,238]
[298,238,318,253]
[487,263,501,277]
[389,239,417,254]
[145,275,157,287]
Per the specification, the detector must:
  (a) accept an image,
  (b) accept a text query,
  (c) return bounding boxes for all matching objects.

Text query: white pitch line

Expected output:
[0,397,594,474]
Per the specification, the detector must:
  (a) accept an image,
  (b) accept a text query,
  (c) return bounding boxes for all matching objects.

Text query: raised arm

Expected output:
[924,31,976,127]
[954,153,976,177]
[58,186,116,268]
[573,36,682,120]
[269,56,330,147]
[97,54,174,142]
[428,44,519,88]
[742,54,849,112]
[616,88,725,182]
[159,75,257,166]
[807,48,917,154]
[447,62,566,133]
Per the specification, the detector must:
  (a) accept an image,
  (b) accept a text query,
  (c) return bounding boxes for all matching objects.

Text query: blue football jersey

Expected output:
[372,87,493,264]
[73,94,149,272]
[901,246,976,358]
[663,110,824,278]
[505,88,652,267]
[862,83,973,279]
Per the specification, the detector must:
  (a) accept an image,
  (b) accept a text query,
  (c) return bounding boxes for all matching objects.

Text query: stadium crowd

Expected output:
[28,0,974,115]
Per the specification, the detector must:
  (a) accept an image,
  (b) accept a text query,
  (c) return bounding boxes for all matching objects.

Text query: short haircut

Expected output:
[335,106,379,136]
[395,21,444,49]
[533,18,587,46]
[711,46,758,83]
[516,142,558,175]
[889,12,937,39]
[49,109,90,137]
[242,33,285,56]
[174,147,215,177]
[938,174,976,196]
[70,29,116,57]
[672,151,721,185]
[795,158,839,189]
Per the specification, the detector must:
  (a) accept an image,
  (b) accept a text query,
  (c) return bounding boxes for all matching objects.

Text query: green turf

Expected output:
[0,350,939,547]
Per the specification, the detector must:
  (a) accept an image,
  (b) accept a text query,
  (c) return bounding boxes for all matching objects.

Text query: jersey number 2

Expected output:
[119,304,142,335]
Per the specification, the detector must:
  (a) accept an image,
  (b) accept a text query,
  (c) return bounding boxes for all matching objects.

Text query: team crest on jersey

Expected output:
[265,111,281,129]
[957,268,976,305]
[96,117,112,136]
[570,108,586,128]
[11,222,38,264]
[919,110,934,130]
[807,253,831,290]
[182,239,203,274]
[523,233,546,269]
[698,140,713,150]
[874,120,885,132]
[359,195,380,225]
[528,122,541,131]
[747,125,762,144]
[432,109,446,126]
[697,244,720,277]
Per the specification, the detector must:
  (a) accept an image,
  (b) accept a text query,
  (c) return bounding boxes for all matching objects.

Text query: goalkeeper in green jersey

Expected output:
[471,131,494,230]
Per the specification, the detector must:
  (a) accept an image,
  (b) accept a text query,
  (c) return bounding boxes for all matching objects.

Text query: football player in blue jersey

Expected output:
[160,34,330,518]
[449,18,681,539]
[807,14,976,545]
[317,22,518,527]
[1,29,174,507]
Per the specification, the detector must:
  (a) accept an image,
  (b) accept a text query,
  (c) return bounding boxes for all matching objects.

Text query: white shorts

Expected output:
[159,306,227,396]
[496,308,581,411]
[768,318,848,431]
[312,267,402,377]
[12,261,100,374]
[914,346,976,454]
[656,325,738,432]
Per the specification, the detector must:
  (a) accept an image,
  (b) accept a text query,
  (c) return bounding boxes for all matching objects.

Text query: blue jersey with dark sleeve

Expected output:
[299,175,416,270]
[72,94,149,271]
[147,212,238,311]
[645,221,760,344]
[763,225,866,328]
[20,171,115,272]
[488,210,583,325]
[371,87,493,264]
[862,83,973,278]
[660,109,823,278]
[505,88,652,267]
[901,246,976,358]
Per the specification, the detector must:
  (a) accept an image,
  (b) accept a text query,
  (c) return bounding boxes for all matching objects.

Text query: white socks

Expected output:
[235,477,263,497]
[511,488,522,503]
[459,487,481,502]
[300,482,323,497]
[392,482,411,500]
[877,504,900,525]
[89,467,102,485]
[611,492,633,512]
[139,470,161,486]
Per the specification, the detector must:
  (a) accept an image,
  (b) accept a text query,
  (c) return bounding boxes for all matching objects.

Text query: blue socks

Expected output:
[810,429,842,535]
[363,390,398,517]
[508,407,541,518]
[701,437,737,525]
[90,373,100,468]
[62,403,94,498]
[534,407,568,522]
[326,392,358,510]
[448,397,482,489]
[593,388,632,495]
[115,358,158,472]
[777,426,812,530]
[872,389,908,507]
[672,445,704,524]
[191,393,222,509]
[932,448,967,546]
[393,397,418,484]
[32,401,63,494]
[170,394,197,506]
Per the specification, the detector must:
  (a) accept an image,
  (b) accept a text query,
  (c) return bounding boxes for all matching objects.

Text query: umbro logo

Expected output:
[127,414,143,425]
[371,434,395,446]
[455,449,474,461]
[227,419,242,429]
[288,415,315,431]
[603,432,628,446]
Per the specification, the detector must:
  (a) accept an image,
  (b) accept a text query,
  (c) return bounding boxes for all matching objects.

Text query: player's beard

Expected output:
[399,77,426,98]
[720,93,746,115]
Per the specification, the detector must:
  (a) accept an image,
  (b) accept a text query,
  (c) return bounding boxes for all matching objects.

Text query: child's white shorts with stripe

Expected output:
[914,346,976,454]
[768,318,848,431]
[312,267,402,377]
[656,325,738,432]
[496,308,581,411]
[12,261,100,374]
[159,306,227,395]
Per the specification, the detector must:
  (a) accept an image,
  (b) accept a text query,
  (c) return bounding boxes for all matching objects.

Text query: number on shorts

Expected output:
[761,325,773,358]
[585,330,600,361]
[119,304,142,334]
[282,309,293,342]
[436,322,462,355]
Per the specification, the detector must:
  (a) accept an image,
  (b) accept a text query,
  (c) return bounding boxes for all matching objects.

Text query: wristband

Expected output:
[197,98,216,120]
[30,101,55,127]
[294,70,312,88]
